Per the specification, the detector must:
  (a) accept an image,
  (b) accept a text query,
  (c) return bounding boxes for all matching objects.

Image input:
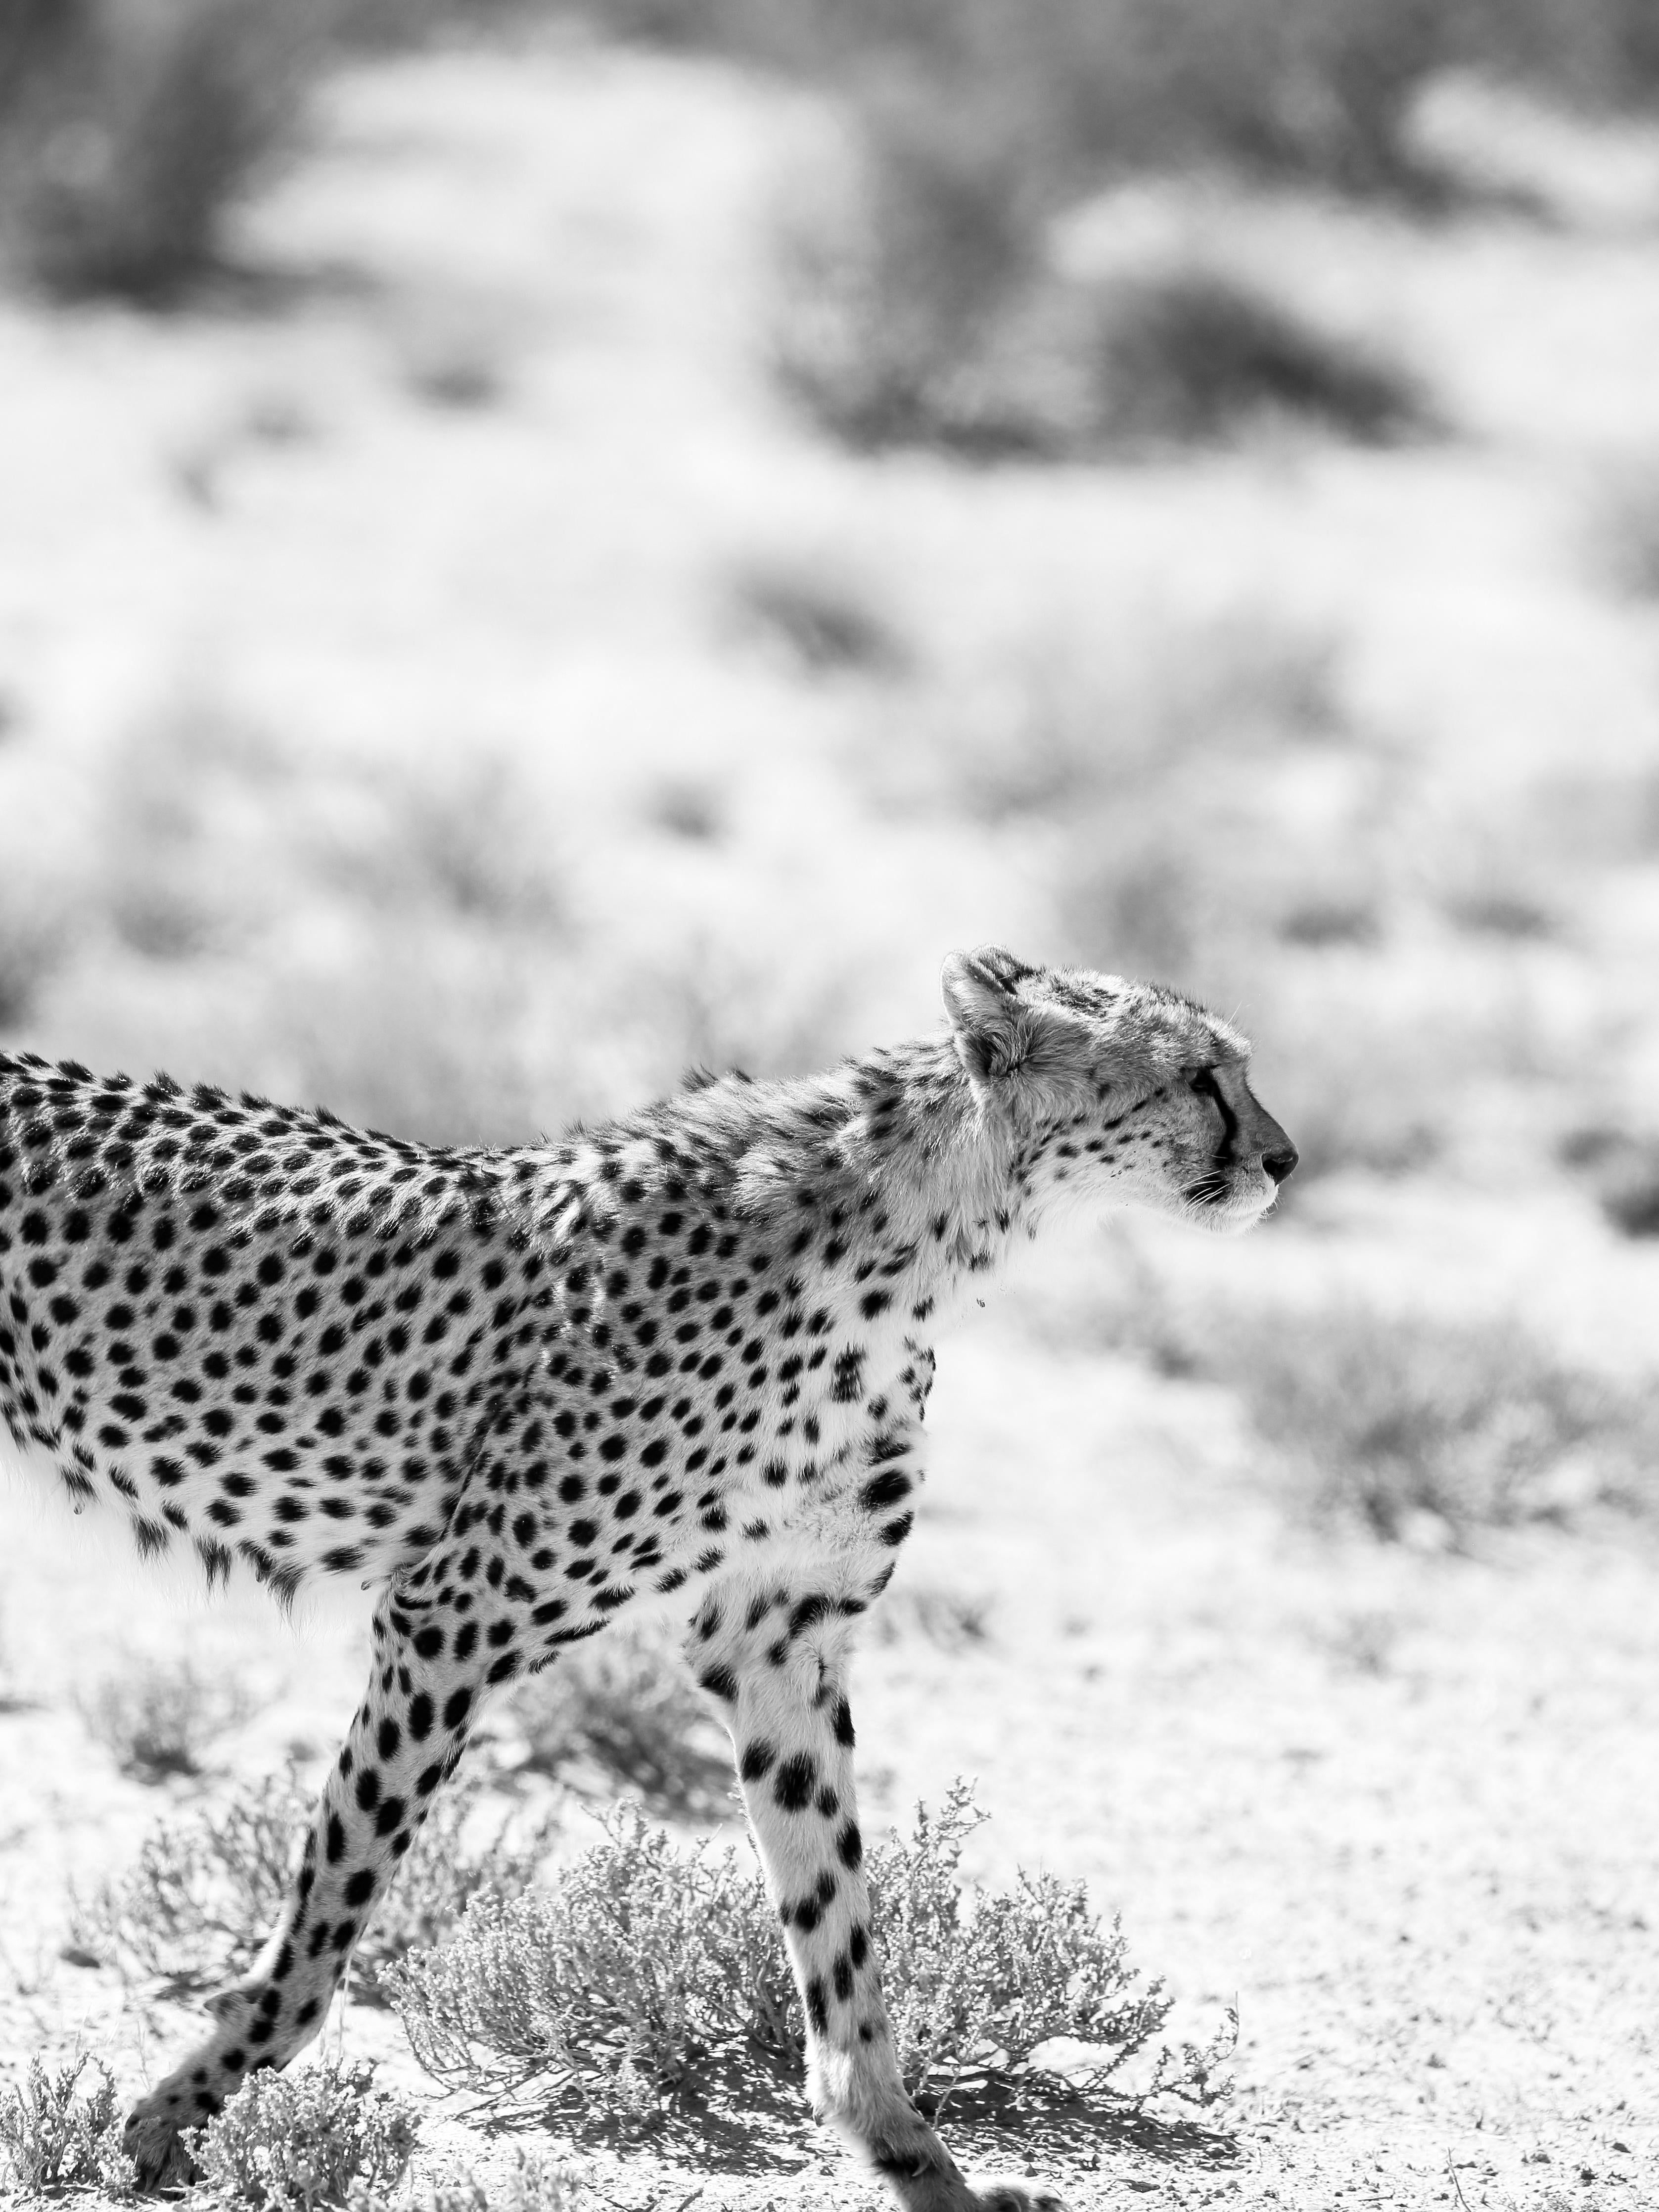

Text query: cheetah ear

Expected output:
[940,947,1046,1086]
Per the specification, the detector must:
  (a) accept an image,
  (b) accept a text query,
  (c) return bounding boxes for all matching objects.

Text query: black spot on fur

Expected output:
[773,1752,817,1811]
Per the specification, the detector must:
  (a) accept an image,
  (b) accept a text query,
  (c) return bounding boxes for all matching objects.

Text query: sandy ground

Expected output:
[2,23,1659,2212]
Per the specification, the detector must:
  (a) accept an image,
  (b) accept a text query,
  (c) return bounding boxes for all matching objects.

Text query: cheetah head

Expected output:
[941,946,1296,1234]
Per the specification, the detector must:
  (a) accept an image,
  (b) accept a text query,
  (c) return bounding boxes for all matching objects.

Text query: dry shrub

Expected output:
[776,137,1437,460]
[354,1781,561,2005]
[389,1803,789,2115]
[1108,1283,1659,1542]
[0,0,328,302]
[773,94,1063,460]
[645,777,725,844]
[78,1654,254,1784]
[386,1783,1224,2133]
[489,2150,591,2212]
[508,1625,734,1824]
[402,2149,591,2212]
[186,2060,417,2212]
[73,1769,301,1986]
[1042,0,1449,195]
[1559,1126,1659,1241]
[0,2052,135,2196]
[1241,1307,1649,1540]
[73,1767,557,1996]
[1089,266,1434,448]
[727,554,912,680]
[1455,0,1659,109]
[597,0,1456,196]
[750,0,1456,456]
[862,1783,1215,2122]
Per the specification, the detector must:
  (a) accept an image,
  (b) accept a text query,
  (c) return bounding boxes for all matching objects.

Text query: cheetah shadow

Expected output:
[495,2058,1240,2180]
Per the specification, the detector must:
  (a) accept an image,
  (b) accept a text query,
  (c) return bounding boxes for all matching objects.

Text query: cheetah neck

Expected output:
[532,1036,1060,1333]
[737,1036,1045,1321]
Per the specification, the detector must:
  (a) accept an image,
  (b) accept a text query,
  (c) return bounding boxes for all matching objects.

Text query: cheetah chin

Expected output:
[0,945,1293,2210]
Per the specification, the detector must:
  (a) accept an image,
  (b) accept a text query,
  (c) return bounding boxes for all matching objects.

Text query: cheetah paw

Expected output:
[968,2182,1069,2212]
[122,2100,201,2192]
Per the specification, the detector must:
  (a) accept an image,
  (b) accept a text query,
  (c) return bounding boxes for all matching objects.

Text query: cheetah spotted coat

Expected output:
[0,949,1295,2211]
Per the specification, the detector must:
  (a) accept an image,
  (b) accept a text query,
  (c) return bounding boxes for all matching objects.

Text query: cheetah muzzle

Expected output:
[0,946,1293,2210]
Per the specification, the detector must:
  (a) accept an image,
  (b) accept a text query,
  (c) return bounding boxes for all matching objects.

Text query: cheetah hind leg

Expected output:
[121,1573,509,2185]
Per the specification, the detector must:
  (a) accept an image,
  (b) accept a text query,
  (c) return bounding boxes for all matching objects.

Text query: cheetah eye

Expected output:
[1188,1068,1223,1107]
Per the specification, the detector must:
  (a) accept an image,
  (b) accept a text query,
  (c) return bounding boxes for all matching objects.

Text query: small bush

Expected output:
[773,93,1061,458]
[645,778,725,843]
[755,0,1458,457]
[185,2060,417,2212]
[508,1627,736,1825]
[78,1655,253,1784]
[1111,1288,1659,1541]
[1442,885,1559,941]
[74,1768,557,1995]
[861,1783,1192,2118]
[1047,0,1450,195]
[728,556,911,679]
[387,1784,1220,2134]
[0,2052,136,2196]
[492,2147,589,2212]
[1089,266,1435,448]
[601,0,1455,197]
[1456,0,1659,111]
[73,1769,302,1987]
[0,0,328,302]
[1248,1308,1637,1539]
[1560,1126,1659,1241]
[357,1783,561,2003]
[387,1805,783,2114]
[414,2148,589,2212]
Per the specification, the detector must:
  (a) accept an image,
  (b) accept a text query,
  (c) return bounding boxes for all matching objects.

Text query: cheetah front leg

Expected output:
[122,1571,521,2185]
[694,1573,1066,2212]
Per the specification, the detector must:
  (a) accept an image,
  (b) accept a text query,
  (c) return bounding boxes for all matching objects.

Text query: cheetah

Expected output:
[0,946,1295,2210]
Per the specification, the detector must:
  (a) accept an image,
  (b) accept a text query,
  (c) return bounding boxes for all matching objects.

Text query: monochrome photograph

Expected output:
[1,6,1657,2208]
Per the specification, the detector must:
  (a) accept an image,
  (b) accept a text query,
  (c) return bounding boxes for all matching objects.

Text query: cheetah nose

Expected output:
[1263,1144,1298,1185]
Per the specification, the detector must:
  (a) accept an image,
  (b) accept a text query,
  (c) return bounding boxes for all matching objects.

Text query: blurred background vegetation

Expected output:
[3,0,1659,1543]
